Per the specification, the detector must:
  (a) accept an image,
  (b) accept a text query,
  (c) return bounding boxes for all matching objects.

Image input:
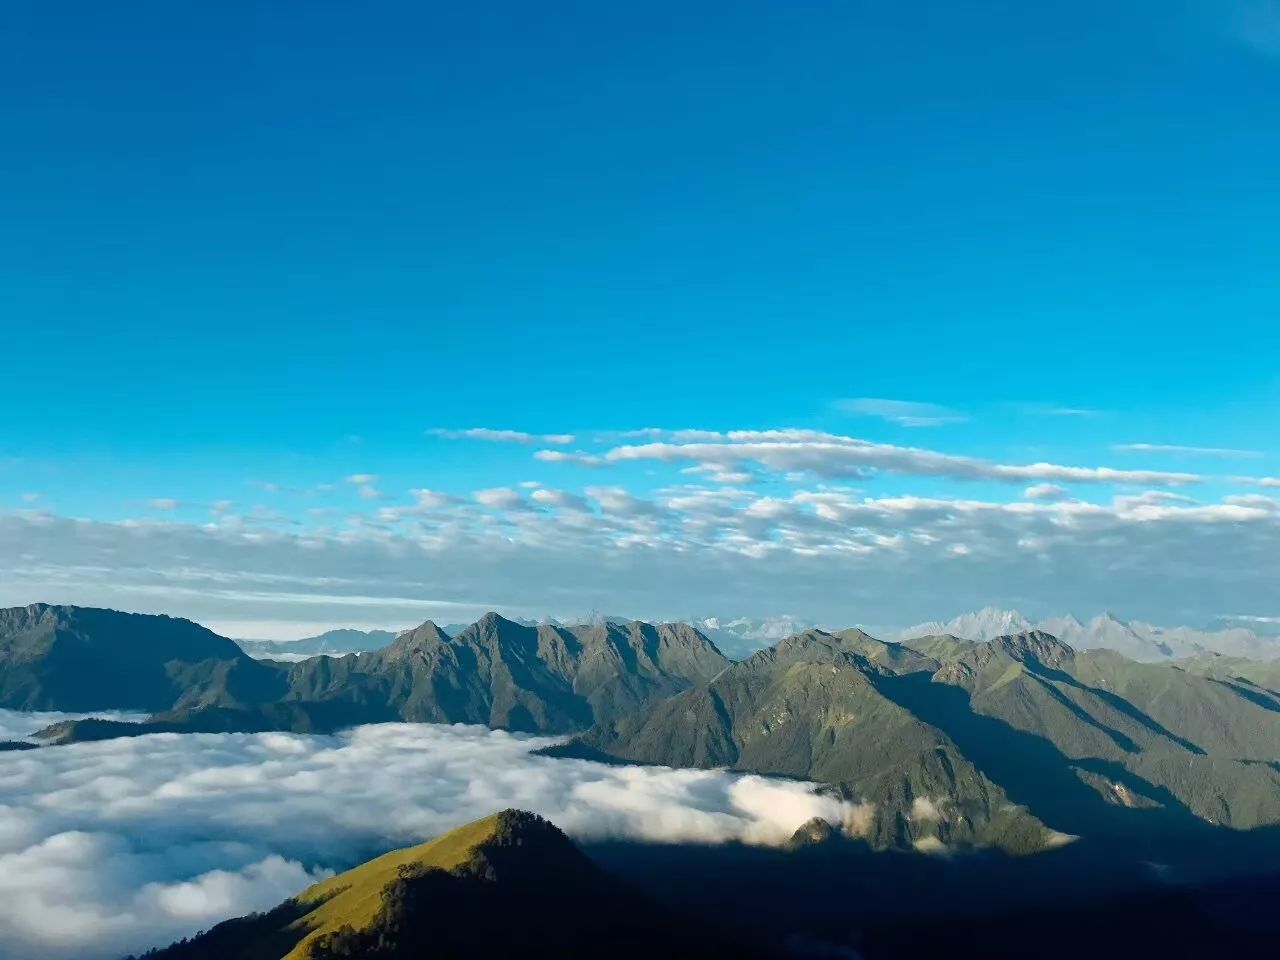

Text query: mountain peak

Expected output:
[990,630,1075,666]
[381,620,451,659]
[463,612,540,646]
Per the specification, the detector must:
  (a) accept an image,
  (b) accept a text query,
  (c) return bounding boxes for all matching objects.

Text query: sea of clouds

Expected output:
[0,718,864,960]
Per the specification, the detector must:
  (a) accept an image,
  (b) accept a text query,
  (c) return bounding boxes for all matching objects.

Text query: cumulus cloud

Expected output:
[473,487,527,510]
[836,398,967,427]
[0,722,862,959]
[1023,483,1068,502]
[345,474,377,485]
[533,449,604,466]
[3,473,1280,633]
[408,488,464,510]
[147,499,180,511]
[428,428,575,445]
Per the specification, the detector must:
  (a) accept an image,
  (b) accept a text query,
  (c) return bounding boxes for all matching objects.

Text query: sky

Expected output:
[2,0,1279,637]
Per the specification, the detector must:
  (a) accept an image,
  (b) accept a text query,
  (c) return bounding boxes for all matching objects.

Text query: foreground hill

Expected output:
[554,626,1280,865]
[29,608,730,740]
[133,810,758,960]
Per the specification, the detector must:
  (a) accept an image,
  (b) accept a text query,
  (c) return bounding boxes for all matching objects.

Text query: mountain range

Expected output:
[230,608,1280,664]
[12,606,729,742]
[552,625,1280,872]
[11,601,1280,873]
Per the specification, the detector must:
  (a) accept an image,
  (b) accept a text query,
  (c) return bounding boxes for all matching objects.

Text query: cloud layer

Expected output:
[6,422,1279,633]
[0,720,862,960]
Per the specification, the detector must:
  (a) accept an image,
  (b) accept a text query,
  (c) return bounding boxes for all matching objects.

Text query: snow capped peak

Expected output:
[902,608,1034,643]
[686,614,821,659]
[900,608,1280,661]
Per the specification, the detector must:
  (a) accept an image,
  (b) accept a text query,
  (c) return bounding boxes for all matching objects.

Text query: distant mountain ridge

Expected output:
[237,628,402,659]
[17,606,730,741]
[901,606,1280,661]
[683,615,821,659]
[233,608,1280,664]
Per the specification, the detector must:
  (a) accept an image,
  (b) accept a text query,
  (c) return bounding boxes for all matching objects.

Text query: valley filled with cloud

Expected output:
[0,719,862,960]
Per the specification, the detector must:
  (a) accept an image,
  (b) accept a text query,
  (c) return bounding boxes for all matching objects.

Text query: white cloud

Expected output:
[345,474,377,485]
[602,431,1202,486]
[147,499,180,511]
[1113,443,1262,459]
[5,475,1279,633]
[836,398,967,427]
[473,487,525,510]
[409,488,464,509]
[534,449,604,466]
[529,488,589,511]
[1023,483,1067,501]
[0,722,862,960]
[909,796,941,823]
[587,486,658,516]
[428,428,575,445]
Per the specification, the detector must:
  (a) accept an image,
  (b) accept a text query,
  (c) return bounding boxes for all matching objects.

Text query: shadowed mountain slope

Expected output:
[0,603,286,712]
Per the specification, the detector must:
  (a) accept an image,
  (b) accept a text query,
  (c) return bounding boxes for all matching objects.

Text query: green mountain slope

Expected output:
[133,810,760,960]
[553,628,1055,852]
[923,632,1280,829]
[555,625,1280,864]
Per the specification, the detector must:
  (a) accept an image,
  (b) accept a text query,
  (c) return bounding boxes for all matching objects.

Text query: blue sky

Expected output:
[2,1,1278,635]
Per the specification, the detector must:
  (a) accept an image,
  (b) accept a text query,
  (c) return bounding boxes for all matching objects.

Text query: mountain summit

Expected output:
[134,810,759,960]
